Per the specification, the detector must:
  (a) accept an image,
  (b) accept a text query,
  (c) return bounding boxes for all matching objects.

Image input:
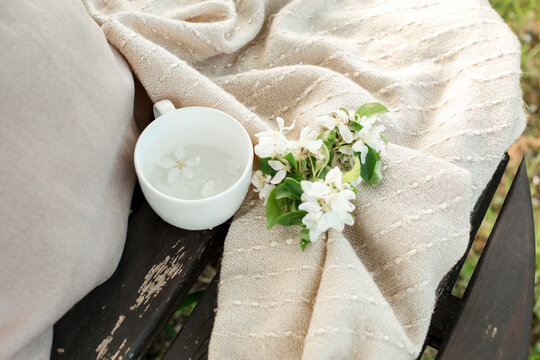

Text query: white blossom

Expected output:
[254,117,295,158]
[298,167,356,242]
[289,126,324,160]
[157,144,200,184]
[268,160,292,184]
[251,170,275,204]
[351,116,386,163]
[316,109,355,143]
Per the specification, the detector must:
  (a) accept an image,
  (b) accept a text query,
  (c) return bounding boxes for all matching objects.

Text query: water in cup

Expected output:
[149,144,242,200]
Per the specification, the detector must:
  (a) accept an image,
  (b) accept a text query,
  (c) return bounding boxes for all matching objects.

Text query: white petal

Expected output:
[358,115,369,126]
[298,200,321,213]
[340,189,356,201]
[338,124,353,143]
[315,216,331,236]
[174,144,186,160]
[167,167,181,184]
[300,127,316,140]
[351,140,363,152]
[275,141,289,156]
[331,199,354,213]
[182,167,194,180]
[339,146,354,155]
[300,180,314,194]
[351,177,363,187]
[343,213,355,226]
[270,170,286,184]
[360,144,369,163]
[260,184,275,204]
[157,157,176,169]
[302,211,320,225]
[251,170,264,189]
[307,139,323,153]
[276,117,285,131]
[309,182,331,197]
[315,115,336,130]
[309,229,321,243]
[282,118,296,131]
[254,143,273,158]
[201,180,216,198]
[268,160,285,171]
[185,156,200,167]
[336,109,349,124]
[325,167,343,186]
[324,212,344,232]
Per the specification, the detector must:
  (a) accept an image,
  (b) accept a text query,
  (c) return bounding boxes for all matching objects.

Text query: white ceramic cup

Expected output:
[134,100,253,230]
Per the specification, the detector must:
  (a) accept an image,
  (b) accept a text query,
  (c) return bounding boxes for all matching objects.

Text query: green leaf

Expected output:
[315,142,331,173]
[288,172,304,182]
[360,147,377,181]
[174,290,205,318]
[164,325,178,337]
[259,157,277,176]
[381,133,388,144]
[318,165,331,179]
[355,102,388,119]
[338,107,350,116]
[343,156,361,183]
[275,178,303,200]
[283,152,297,171]
[265,188,282,229]
[323,129,337,151]
[299,158,307,172]
[275,183,299,200]
[177,290,204,312]
[300,229,311,251]
[275,183,298,200]
[349,121,363,132]
[317,130,331,141]
[368,160,383,186]
[285,178,303,197]
[277,210,307,226]
[276,197,290,212]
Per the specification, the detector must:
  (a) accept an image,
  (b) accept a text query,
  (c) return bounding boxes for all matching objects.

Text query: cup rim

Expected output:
[134,106,253,204]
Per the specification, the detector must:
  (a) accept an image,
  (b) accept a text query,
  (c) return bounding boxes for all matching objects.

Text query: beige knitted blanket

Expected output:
[83,0,525,358]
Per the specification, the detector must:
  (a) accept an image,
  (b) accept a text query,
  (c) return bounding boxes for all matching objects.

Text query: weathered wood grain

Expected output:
[436,159,535,359]
[51,199,229,360]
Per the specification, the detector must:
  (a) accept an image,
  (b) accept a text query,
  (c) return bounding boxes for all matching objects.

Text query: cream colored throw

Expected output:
[0,1,137,359]
[84,0,525,358]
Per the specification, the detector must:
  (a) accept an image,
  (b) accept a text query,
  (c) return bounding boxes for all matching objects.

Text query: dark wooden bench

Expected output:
[51,86,535,359]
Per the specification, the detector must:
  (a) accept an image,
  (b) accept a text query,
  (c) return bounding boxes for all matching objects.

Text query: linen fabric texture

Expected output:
[0,0,138,359]
[83,0,525,359]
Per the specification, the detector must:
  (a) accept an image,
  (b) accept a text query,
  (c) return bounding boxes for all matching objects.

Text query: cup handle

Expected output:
[153,100,176,119]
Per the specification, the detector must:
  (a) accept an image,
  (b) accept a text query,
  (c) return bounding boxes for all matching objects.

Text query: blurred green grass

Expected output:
[423,0,540,359]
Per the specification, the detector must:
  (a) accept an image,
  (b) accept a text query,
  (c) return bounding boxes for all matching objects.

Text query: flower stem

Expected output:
[309,156,316,180]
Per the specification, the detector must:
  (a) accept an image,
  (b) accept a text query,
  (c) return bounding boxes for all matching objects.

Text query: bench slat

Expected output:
[423,154,510,351]
[51,201,228,360]
[163,271,220,360]
[437,160,535,359]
